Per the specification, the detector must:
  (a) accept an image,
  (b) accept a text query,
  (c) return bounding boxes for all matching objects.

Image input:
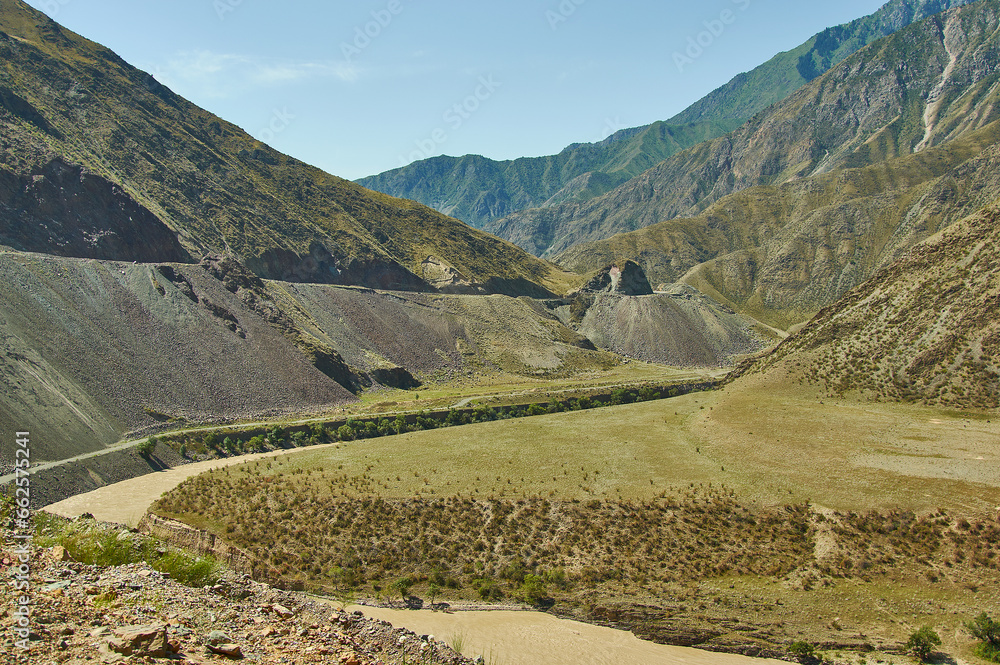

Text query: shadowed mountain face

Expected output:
[0,0,570,296]
[494,0,1000,261]
[358,0,975,234]
[733,196,1000,409]
[0,159,189,263]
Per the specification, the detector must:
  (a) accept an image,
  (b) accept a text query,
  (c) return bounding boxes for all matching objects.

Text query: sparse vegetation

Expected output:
[34,513,221,588]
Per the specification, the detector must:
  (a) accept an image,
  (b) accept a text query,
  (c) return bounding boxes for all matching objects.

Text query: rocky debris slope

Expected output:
[0,251,617,466]
[0,538,471,665]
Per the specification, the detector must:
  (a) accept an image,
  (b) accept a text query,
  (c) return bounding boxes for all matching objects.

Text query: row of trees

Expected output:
[160,384,701,459]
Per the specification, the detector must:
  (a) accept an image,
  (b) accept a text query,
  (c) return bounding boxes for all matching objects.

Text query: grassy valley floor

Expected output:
[57,379,999,663]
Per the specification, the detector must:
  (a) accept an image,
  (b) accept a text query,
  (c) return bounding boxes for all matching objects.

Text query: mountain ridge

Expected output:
[358,0,976,232]
[0,0,571,297]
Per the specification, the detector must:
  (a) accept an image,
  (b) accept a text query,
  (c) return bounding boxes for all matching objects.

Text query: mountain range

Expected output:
[357,0,977,235]
[2,0,999,463]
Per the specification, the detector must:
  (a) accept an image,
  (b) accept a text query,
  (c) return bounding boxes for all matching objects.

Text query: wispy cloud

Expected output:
[149,50,360,99]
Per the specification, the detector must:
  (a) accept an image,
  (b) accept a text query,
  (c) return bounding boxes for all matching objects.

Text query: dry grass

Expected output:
[151,379,999,659]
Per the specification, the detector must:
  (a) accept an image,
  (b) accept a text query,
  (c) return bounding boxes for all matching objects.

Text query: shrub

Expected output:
[967,613,1000,662]
[967,613,1000,647]
[906,626,941,661]
[136,437,156,457]
[336,425,356,441]
[518,574,548,605]
[789,641,815,658]
[472,577,503,601]
[391,576,413,601]
[526,403,546,417]
[976,644,1000,664]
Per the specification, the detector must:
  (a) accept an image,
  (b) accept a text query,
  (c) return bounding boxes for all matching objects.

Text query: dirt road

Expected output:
[347,605,788,665]
[41,444,338,525]
[42,446,789,665]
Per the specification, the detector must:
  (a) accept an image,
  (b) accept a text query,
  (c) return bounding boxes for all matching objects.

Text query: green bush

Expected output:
[967,613,1000,662]
[788,640,816,658]
[906,626,941,661]
[789,641,815,658]
[975,644,1000,663]
[473,578,503,601]
[136,437,156,456]
[526,403,546,416]
[967,613,1000,647]
[390,576,413,601]
[518,574,548,605]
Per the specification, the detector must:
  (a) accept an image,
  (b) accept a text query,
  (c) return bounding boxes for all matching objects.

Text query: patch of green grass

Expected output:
[34,513,221,587]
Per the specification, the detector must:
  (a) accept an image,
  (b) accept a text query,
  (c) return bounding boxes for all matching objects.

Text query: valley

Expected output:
[2,0,999,663]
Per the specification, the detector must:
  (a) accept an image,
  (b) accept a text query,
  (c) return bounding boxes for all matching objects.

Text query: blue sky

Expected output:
[25,0,887,180]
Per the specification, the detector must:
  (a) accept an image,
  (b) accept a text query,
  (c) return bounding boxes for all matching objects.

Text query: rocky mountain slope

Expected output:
[732,195,1000,409]
[358,0,974,231]
[0,250,622,465]
[0,0,570,296]
[558,116,1000,329]
[489,0,1000,259]
[0,528,471,664]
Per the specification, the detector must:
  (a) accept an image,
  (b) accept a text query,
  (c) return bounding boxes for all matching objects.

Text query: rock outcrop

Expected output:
[577,261,654,296]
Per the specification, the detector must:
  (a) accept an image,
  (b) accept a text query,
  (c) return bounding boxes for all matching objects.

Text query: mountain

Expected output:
[558,117,1000,329]
[358,0,975,231]
[0,0,572,297]
[355,119,740,229]
[0,250,619,464]
[491,0,1000,260]
[0,0,771,466]
[730,195,1000,409]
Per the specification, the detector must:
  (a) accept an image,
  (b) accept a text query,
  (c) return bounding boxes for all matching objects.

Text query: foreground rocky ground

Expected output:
[0,534,471,665]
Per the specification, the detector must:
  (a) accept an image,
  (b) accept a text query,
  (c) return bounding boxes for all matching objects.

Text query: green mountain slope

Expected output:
[0,0,571,296]
[359,0,974,232]
[669,0,977,126]
[731,196,1000,409]
[499,0,1000,261]
[356,119,740,229]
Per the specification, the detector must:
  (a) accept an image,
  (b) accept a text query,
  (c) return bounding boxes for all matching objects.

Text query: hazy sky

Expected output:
[24,0,888,180]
